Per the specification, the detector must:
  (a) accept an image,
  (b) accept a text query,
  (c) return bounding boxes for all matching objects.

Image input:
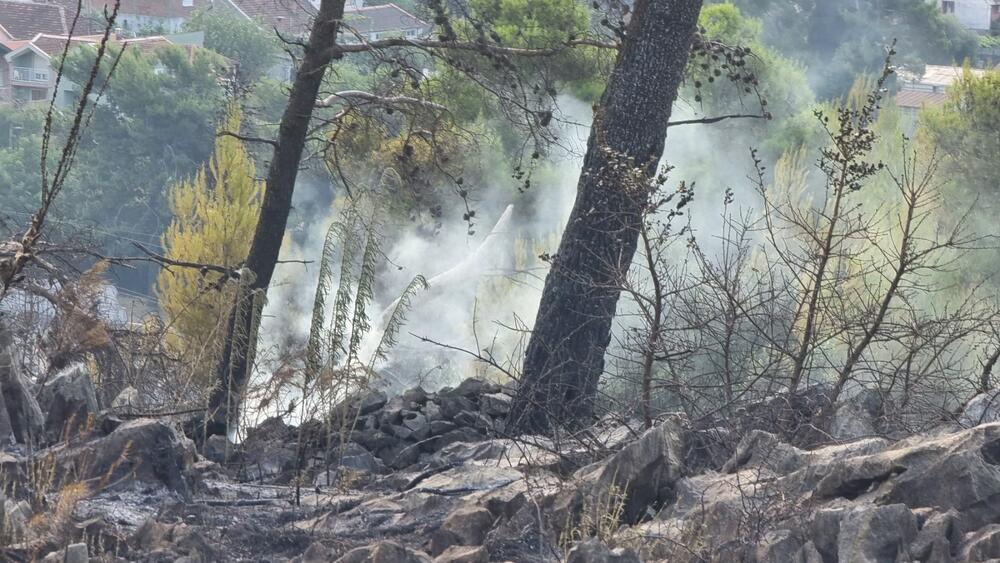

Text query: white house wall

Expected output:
[953,0,991,31]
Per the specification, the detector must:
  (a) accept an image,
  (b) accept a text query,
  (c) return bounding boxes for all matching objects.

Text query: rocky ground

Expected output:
[5,351,1000,561]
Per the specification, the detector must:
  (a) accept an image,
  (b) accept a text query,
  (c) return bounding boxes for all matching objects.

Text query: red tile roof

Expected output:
[49,0,210,19]
[343,3,429,35]
[24,32,197,58]
[229,0,317,36]
[895,90,949,109]
[0,1,68,39]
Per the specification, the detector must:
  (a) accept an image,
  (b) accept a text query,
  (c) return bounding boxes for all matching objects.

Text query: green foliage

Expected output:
[921,69,1000,201]
[694,4,815,138]
[156,106,263,373]
[0,107,45,218]
[184,9,280,84]
[57,43,226,242]
[714,0,979,99]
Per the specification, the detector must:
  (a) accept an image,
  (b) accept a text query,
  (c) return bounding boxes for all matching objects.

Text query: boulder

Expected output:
[579,420,687,524]
[402,411,430,441]
[131,519,218,561]
[433,545,487,563]
[329,442,381,471]
[335,541,432,563]
[56,543,89,563]
[960,523,1000,561]
[203,434,233,464]
[429,505,495,555]
[111,386,140,415]
[453,411,492,432]
[402,386,429,406]
[331,390,388,421]
[565,539,640,563]
[451,378,500,398]
[836,504,918,562]
[37,363,100,442]
[44,419,195,497]
[961,390,1000,426]
[829,388,883,441]
[0,326,44,444]
[478,393,511,417]
[3,499,31,541]
[438,395,476,420]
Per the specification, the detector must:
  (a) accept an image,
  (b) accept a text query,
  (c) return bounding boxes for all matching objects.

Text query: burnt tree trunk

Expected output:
[508,0,703,434]
[205,0,347,435]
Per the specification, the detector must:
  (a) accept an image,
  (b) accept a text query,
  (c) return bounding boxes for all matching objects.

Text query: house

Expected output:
[45,0,214,34]
[0,0,69,40]
[0,32,202,106]
[340,1,431,43]
[940,0,1000,32]
[895,64,987,125]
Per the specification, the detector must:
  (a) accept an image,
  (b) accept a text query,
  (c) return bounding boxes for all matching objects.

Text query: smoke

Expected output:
[257,89,773,398]
[257,96,591,393]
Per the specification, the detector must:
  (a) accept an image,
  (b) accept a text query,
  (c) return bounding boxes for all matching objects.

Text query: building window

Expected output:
[942,1,955,14]
[183,0,193,5]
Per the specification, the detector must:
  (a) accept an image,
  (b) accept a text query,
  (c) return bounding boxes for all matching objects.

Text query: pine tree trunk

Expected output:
[508,0,703,434]
[205,0,346,434]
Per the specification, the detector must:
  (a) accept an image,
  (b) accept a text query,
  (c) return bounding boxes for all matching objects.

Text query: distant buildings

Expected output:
[895,64,987,124]
[340,1,431,43]
[940,0,1000,33]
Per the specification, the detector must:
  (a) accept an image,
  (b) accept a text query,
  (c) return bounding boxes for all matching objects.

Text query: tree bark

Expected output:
[205,0,347,435]
[508,0,703,434]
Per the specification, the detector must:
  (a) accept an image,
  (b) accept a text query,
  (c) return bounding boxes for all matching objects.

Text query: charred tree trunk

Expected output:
[508,0,703,434]
[205,0,347,435]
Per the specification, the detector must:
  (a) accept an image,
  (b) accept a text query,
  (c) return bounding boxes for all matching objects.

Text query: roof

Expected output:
[898,64,988,89]
[13,32,191,58]
[342,3,430,35]
[228,0,318,36]
[0,1,68,40]
[895,90,949,109]
[49,0,210,19]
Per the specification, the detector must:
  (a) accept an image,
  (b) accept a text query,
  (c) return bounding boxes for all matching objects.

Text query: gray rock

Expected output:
[402,411,430,441]
[352,429,395,453]
[581,420,687,524]
[3,499,31,541]
[566,539,640,563]
[379,396,406,427]
[433,545,487,563]
[330,442,383,474]
[0,326,44,444]
[111,386,140,415]
[429,420,457,436]
[961,390,1000,426]
[430,505,495,555]
[44,419,196,497]
[424,401,443,422]
[335,541,432,563]
[452,378,500,398]
[453,411,492,432]
[836,504,917,562]
[479,393,511,417]
[402,386,429,406]
[203,434,233,464]
[438,395,475,420]
[37,362,101,442]
[63,543,89,563]
[960,523,1000,561]
[429,428,484,452]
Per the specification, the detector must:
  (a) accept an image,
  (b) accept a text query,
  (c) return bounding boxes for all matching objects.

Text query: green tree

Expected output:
[184,9,280,84]
[715,0,978,99]
[59,43,227,247]
[157,106,263,375]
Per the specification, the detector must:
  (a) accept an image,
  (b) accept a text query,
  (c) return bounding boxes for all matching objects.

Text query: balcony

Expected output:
[11,66,51,84]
